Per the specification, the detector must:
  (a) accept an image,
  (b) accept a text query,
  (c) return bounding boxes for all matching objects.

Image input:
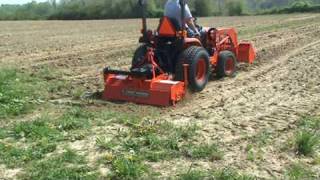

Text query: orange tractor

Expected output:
[103,0,256,106]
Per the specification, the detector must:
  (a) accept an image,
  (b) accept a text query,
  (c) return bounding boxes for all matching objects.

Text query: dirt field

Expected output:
[1,13,320,179]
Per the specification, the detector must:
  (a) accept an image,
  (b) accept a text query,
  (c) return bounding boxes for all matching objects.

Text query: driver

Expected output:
[164,0,200,37]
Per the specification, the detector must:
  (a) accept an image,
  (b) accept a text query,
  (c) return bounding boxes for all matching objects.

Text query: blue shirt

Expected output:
[164,0,193,27]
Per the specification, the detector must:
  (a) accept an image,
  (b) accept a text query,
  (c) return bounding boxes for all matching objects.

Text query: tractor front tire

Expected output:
[217,51,237,78]
[175,46,210,92]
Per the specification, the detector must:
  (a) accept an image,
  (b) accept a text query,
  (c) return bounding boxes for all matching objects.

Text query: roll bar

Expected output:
[179,0,186,31]
[139,0,147,40]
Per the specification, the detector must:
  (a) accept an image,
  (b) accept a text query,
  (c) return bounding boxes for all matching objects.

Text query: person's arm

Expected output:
[184,4,200,36]
[186,18,200,35]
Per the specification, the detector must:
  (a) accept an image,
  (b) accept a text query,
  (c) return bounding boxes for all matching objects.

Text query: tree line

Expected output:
[0,0,319,20]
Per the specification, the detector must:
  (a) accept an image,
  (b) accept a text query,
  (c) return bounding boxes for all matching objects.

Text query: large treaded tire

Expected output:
[131,44,147,69]
[217,50,237,78]
[175,46,210,92]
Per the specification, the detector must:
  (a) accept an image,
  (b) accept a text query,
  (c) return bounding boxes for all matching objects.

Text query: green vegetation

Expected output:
[0,128,8,139]
[194,0,212,17]
[13,116,62,141]
[252,130,272,147]
[20,149,98,180]
[55,107,92,131]
[179,170,207,180]
[95,114,224,178]
[110,154,148,179]
[285,163,315,180]
[0,140,56,168]
[182,143,223,161]
[97,120,204,162]
[212,168,256,180]
[295,130,319,156]
[245,144,255,162]
[1,0,320,20]
[239,16,320,38]
[0,66,72,119]
[294,116,320,156]
[226,0,244,16]
[178,168,255,180]
[8,106,95,142]
[261,1,320,14]
[298,116,320,130]
[33,65,70,95]
[0,68,44,118]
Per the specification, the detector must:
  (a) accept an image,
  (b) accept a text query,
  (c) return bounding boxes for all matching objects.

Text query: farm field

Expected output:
[0,13,320,179]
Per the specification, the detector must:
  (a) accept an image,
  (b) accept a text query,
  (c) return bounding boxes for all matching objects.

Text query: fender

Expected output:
[184,37,202,48]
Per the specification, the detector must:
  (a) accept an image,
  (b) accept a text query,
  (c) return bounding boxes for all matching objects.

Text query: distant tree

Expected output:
[49,0,57,9]
[194,0,212,16]
[2,0,319,20]
[226,0,244,16]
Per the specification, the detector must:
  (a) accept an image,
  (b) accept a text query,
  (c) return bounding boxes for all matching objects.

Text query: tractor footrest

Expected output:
[103,73,186,106]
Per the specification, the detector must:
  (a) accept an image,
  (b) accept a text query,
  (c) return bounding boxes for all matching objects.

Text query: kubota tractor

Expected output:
[103,0,256,106]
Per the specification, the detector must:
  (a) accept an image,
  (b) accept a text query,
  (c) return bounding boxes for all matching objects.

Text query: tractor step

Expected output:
[103,71,186,106]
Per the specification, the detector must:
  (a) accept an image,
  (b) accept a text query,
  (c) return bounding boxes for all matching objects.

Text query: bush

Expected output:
[194,0,212,17]
[226,0,244,16]
[259,2,320,14]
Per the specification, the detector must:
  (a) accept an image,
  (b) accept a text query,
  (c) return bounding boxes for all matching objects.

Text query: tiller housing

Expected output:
[103,0,256,106]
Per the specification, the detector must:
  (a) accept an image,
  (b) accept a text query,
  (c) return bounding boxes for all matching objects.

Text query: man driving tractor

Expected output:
[164,0,201,37]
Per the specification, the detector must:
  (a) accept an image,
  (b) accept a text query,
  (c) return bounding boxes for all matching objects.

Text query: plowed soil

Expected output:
[1,13,320,179]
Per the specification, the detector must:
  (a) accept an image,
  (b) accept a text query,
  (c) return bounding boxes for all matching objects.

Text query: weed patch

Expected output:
[179,170,207,180]
[0,68,44,118]
[12,116,62,141]
[20,149,98,180]
[98,120,202,162]
[96,118,205,177]
[212,168,256,180]
[0,128,8,139]
[13,116,62,141]
[56,107,92,131]
[32,66,70,95]
[96,137,117,151]
[250,130,272,147]
[0,142,31,168]
[178,168,255,180]
[0,140,56,168]
[293,116,320,156]
[295,130,319,156]
[182,143,223,161]
[285,163,315,180]
[298,116,320,131]
[109,154,148,179]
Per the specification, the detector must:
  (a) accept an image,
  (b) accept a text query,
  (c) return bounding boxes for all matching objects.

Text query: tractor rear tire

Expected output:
[175,46,210,92]
[131,44,147,69]
[217,51,237,78]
